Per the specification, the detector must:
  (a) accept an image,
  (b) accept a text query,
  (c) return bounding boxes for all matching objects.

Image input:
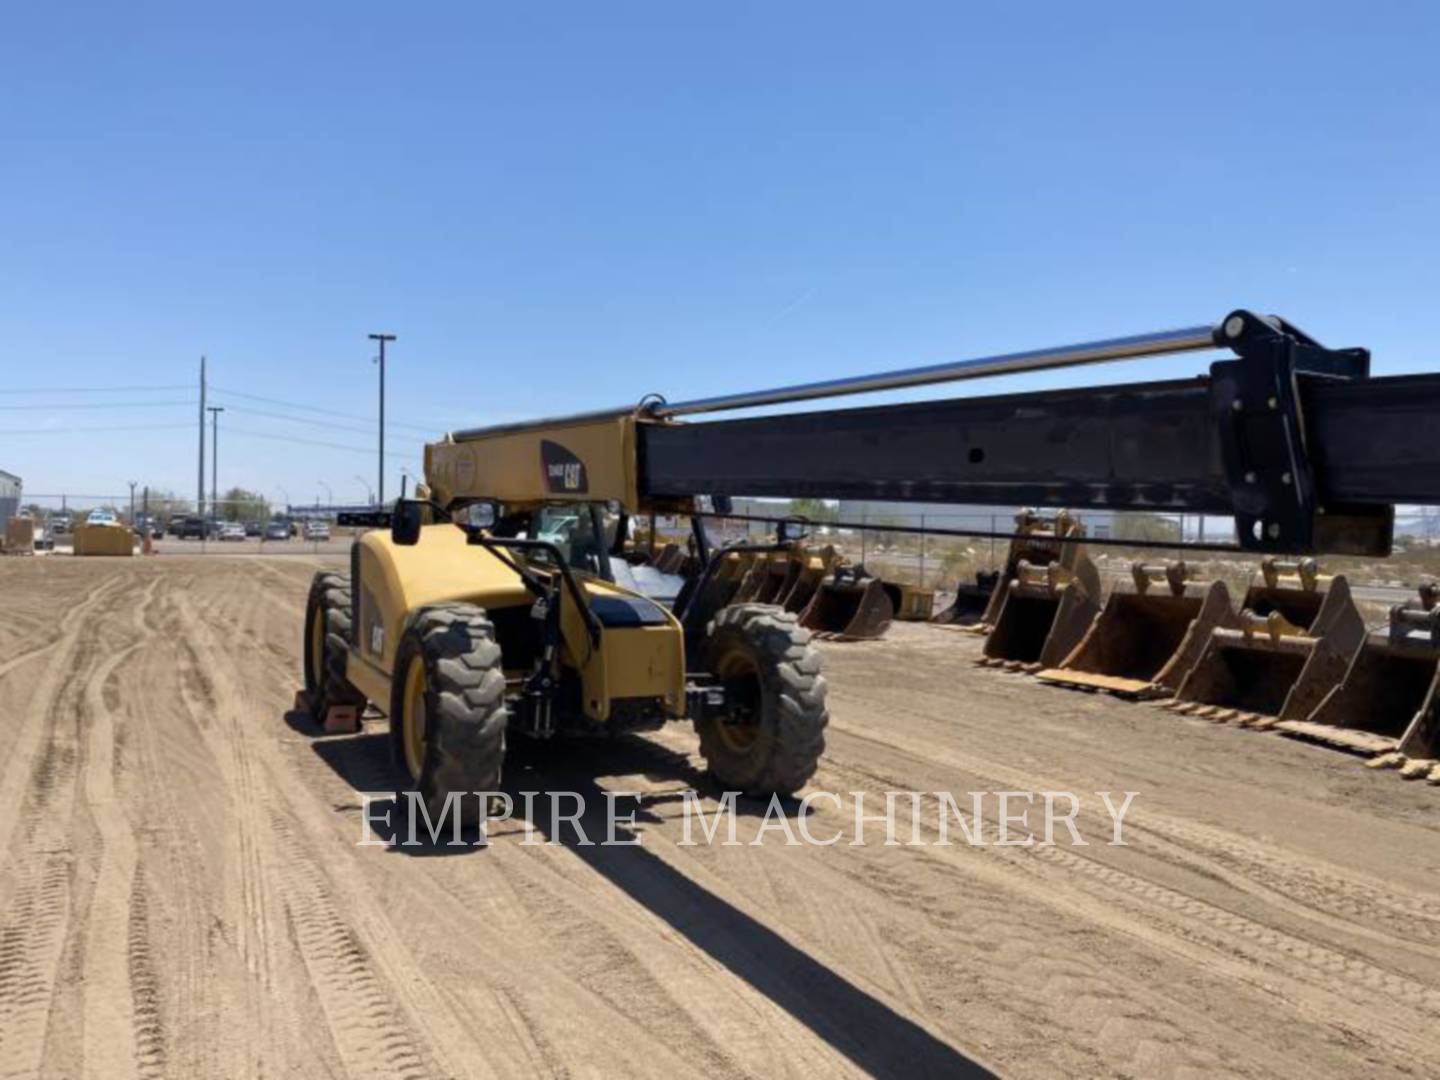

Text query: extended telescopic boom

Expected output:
[443,310,1440,557]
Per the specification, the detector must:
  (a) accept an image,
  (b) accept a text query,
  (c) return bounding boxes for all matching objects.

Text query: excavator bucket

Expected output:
[679,549,756,630]
[1163,558,1365,728]
[980,555,1103,673]
[800,565,895,640]
[933,570,1001,626]
[960,508,1088,636]
[734,551,799,605]
[780,545,839,614]
[1278,585,1440,769]
[730,552,772,603]
[882,582,935,621]
[1037,562,1233,698]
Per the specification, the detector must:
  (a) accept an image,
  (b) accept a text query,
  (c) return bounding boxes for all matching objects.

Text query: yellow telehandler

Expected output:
[304,414,828,823]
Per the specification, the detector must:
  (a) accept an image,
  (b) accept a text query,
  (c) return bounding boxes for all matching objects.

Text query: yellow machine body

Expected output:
[427,414,668,513]
[345,524,686,724]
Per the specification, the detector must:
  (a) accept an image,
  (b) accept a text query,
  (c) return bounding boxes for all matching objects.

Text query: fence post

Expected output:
[919,513,926,589]
[860,508,867,565]
[989,513,996,569]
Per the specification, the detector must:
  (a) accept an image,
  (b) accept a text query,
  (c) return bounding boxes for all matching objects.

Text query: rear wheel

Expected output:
[303,572,365,715]
[697,604,828,796]
[389,604,508,828]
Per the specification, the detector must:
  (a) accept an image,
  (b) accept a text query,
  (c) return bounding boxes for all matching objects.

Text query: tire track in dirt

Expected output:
[66,575,163,1080]
[0,574,125,682]
[123,570,285,1077]
[263,813,439,1080]
[163,582,293,1075]
[828,691,1440,959]
[808,748,1440,1071]
[0,568,136,1079]
[629,714,1438,1077]
[172,578,481,1079]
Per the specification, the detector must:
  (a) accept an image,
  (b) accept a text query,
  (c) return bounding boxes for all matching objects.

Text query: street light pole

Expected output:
[207,406,225,522]
[368,332,396,507]
[128,480,137,527]
[318,479,332,511]
[354,474,375,505]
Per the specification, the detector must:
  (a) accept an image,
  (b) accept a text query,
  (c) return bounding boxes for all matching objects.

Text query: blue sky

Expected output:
[3,1,1437,507]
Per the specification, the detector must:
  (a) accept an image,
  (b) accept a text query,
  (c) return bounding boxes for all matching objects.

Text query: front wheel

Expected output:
[696,604,828,796]
[389,604,508,828]
[303,572,365,716]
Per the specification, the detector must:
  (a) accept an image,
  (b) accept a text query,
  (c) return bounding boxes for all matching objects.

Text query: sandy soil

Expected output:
[0,554,1437,1078]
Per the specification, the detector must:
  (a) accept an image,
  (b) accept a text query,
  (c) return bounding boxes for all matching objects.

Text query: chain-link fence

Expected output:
[14,492,363,556]
[13,491,1440,593]
[688,505,1440,603]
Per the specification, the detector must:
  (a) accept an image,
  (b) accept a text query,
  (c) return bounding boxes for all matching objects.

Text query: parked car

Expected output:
[86,508,119,527]
[304,521,331,541]
[218,522,247,542]
[243,520,262,537]
[175,515,217,540]
[49,516,70,536]
[133,514,164,539]
[263,520,291,541]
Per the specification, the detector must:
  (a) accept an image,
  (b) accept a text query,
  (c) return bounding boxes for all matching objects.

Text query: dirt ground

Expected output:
[1,555,1437,1079]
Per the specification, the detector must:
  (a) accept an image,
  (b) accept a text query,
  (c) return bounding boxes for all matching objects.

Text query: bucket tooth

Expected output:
[1366,751,1406,770]
[799,564,895,640]
[1038,561,1233,699]
[1284,586,1440,759]
[1399,758,1438,780]
[1170,558,1366,733]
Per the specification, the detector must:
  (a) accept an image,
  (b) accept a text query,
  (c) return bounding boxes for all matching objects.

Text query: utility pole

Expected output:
[198,356,207,516]
[207,406,224,522]
[369,332,396,507]
[128,481,137,526]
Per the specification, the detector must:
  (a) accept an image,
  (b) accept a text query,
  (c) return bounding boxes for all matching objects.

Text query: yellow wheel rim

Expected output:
[713,645,761,753]
[309,609,325,690]
[401,656,428,782]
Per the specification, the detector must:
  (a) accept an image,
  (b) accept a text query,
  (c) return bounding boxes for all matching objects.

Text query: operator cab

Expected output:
[486,501,682,622]
[487,501,687,608]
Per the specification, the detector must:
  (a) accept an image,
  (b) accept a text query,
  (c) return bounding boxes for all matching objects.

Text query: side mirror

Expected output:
[391,500,423,546]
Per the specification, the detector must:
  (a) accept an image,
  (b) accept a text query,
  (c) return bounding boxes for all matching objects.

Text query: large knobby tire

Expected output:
[697,604,828,796]
[303,572,366,715]
[389,604,508,829]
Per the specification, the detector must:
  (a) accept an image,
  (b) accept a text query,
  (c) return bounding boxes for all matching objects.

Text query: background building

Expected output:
[0,470,20,531]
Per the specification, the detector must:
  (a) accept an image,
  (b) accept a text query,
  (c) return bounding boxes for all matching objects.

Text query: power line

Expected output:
[225,424,423,460]
[0,384,192,394]
[220,403,425,445]
[0,399,196,411]
[0,422,196,435]
[210,385,437,433]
